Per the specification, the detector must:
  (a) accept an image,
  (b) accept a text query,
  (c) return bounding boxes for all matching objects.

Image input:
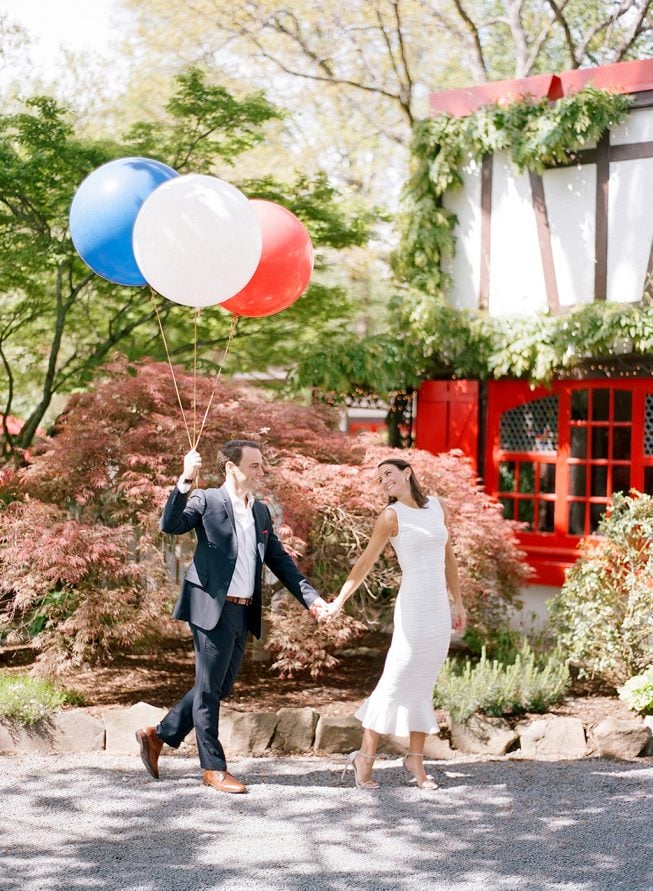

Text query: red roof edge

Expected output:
[429,57,653,118]
[429,74,561,117]
[559,58,653,96]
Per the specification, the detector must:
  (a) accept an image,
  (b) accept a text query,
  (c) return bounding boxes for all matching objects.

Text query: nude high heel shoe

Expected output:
[341,751,380,790]
[402,753,438,790]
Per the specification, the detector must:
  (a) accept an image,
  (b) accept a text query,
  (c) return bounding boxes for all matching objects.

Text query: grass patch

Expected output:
[0,673,83,725]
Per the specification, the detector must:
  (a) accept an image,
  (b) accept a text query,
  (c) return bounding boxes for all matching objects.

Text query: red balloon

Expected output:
[221,199,314,317]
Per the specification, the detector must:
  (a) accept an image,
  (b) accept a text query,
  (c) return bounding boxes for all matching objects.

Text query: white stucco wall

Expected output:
[488,155,548,315]
[542,165,596,307]
[444,104,653,313]
[441,162,482,310]
[607,156,653,302]
[508,584,560,634]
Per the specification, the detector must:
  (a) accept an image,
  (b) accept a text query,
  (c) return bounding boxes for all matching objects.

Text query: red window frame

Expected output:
[485,378,653,586]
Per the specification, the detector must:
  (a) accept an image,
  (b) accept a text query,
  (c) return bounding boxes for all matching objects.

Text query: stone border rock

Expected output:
[1,701,651,761]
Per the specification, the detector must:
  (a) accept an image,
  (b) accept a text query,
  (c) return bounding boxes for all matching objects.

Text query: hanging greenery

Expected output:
[393,86,631,299]
[296,87,650,402]
[294,296,653,400]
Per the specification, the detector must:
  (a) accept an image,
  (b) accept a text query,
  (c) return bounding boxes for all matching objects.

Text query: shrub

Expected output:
[433,644,570,723]
[0,500,174,675]
[265,601,367,678]
[0,359,529,675]
[268,439,530,637]
[549,492,653,686]
[0,673,78,725]
[618,667,653,715]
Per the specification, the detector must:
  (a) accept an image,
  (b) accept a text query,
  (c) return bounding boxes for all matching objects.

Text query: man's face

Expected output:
[228,446,264,492]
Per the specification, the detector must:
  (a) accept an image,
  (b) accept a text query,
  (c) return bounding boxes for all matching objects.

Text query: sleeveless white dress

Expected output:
[355,497,452,736]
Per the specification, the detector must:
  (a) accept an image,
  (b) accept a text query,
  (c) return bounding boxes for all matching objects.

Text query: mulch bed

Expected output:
[0,631,633,727]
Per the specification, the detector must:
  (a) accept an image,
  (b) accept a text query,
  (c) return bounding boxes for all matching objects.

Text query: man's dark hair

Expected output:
[217,439,261,474]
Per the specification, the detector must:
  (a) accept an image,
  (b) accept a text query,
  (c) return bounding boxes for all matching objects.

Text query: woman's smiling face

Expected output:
[378,462,410,499]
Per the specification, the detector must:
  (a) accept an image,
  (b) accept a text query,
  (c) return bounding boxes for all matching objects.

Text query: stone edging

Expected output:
[1,701,651,761]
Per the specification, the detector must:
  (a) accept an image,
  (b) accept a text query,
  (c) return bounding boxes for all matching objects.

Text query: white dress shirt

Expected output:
[223,478,257,601]
[177,476,257,600]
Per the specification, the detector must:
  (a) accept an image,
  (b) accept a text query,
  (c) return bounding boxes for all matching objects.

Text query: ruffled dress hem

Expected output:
[355,698,439,737]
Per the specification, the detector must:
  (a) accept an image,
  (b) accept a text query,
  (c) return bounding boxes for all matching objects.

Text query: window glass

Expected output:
[611,465,630,494]
[591,427,609,460]
[568,502,585,536]
[499,497,514,519]
[518,462,535,494]
[614,391,632,422]
[499,461,516,492]
[591,465,607,498]
[613,427,631,461]
[570,427,587,459]
[591,389,610,421]
[538,464,556,494]
[644,467,653,496]
[569,465,586,496]
[571,390,588,421]
[590,502,607,533]
[517,500,534,527]
[646,396,653,456]
[537,501,555,533]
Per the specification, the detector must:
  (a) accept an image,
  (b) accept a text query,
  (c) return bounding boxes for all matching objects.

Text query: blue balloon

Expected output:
[69,157,178,286]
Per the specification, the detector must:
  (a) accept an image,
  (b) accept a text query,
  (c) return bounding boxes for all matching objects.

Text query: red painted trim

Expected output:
[429,74,562,117]
[429,58,653,119]
[415,380,479,471]
[484,378,653,584]
[559,58,653,96]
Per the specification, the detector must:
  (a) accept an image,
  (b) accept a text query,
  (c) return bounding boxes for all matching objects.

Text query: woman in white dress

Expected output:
[326,458,466,790]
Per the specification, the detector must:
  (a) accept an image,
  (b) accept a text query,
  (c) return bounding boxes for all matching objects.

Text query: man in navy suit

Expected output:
[136,439,327,794]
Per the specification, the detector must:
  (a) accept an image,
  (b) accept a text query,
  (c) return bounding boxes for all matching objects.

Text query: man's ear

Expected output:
[225,460,236,474]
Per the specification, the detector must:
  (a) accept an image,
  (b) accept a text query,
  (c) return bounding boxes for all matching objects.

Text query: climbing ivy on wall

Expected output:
[393,87,631,300]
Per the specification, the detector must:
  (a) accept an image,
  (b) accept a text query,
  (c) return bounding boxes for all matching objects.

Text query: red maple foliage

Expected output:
[0,358,529,675]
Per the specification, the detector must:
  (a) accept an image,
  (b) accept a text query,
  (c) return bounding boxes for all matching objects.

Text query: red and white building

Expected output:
[418,58,653,607]
[352,58,653,616]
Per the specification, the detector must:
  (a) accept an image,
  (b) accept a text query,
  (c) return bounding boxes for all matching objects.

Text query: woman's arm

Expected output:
[439,498,467,633]
[328,508,397,615]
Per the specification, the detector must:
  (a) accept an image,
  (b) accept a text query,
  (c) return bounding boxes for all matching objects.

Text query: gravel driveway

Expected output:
[1,752,652,891]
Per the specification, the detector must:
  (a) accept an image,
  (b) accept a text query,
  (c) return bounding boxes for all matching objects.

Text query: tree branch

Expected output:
[451,0,488,80]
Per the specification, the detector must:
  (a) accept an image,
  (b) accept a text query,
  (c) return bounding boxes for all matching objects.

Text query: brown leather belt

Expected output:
[225,596,252,605]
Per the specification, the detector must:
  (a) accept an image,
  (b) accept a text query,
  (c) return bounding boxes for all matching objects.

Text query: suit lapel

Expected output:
[253,501,266,563]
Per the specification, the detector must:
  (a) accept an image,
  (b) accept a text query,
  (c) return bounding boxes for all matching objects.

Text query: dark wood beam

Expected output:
[479,155,493,311]
[529,171,561,314]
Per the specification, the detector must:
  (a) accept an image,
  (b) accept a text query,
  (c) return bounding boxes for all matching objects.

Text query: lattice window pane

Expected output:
[645,395,653,456]
[500,396,558,452]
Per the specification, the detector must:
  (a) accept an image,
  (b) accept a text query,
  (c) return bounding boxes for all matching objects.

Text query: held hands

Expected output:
[308,597,330,621]
[322,597,344,621]
[308,596,343,622]
[183,449,202,482]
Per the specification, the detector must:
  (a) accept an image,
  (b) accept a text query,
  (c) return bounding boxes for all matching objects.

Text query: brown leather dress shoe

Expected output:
[202,769,247,794]
[135,727,163,779]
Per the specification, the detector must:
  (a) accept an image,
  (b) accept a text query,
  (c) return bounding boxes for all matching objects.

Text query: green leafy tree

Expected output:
[0,69,372,459]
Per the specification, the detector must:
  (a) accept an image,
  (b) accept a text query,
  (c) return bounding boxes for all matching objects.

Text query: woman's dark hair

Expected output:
[377,459,428,508]
[217,439,261,475]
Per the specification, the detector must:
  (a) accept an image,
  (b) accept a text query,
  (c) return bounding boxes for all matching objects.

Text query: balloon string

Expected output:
[149,288,193,450]
[193,314,240,450]
[193,308,200,448]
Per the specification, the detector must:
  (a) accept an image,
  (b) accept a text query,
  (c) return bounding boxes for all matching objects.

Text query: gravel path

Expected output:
[1,753,652,891]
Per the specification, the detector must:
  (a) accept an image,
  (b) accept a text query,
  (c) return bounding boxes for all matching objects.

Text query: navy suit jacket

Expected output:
[160,484,319,638]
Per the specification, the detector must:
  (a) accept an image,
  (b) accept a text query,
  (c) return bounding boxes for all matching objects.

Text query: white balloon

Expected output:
[132,174,262,307]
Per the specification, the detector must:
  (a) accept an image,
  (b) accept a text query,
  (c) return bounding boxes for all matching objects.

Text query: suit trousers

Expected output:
[156,601,249,770]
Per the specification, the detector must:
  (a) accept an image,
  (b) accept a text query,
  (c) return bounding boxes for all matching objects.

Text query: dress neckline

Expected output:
[392,497,432,511]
